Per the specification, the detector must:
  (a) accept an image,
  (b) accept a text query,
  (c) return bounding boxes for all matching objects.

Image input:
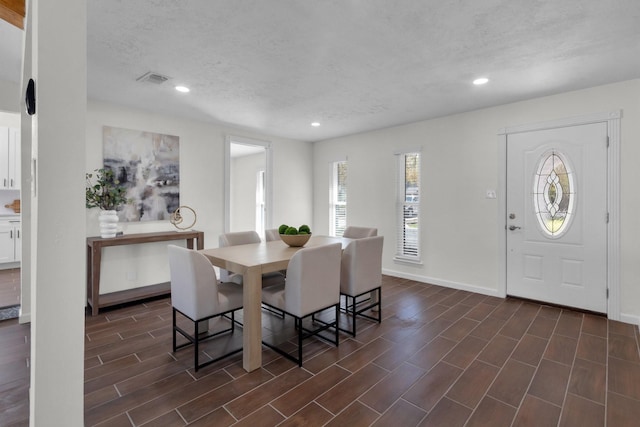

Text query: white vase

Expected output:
[99,210,119,238]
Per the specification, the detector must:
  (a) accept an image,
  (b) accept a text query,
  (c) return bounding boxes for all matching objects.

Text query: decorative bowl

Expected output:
[280,233,311,247]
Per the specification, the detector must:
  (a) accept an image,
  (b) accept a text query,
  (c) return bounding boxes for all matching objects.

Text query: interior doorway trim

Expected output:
[224,134,273,234]
[497,110,621,320]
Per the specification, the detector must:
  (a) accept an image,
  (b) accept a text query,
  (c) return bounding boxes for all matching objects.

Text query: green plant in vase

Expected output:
[86,168,129,238]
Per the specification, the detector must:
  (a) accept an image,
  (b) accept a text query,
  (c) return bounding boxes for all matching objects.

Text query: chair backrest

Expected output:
[340,236,384,296]
[168,245,220,320]
[218,231,261,281]
[343,226,378,239]
[219,230,261,247]
[264,229,280,242]
[284,243,342,317]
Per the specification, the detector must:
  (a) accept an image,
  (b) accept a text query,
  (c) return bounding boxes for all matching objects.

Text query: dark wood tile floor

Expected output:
[0,268,20,308]
[2,275,640,426]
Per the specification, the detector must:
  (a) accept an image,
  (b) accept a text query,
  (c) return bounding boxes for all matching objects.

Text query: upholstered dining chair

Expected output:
[264,229,280,241]
[218,230,284,287]
[168,245,243,371]
[343,226,378,239]
[339,235,384,336]
[218,231,262,284]
[261,243,342,366]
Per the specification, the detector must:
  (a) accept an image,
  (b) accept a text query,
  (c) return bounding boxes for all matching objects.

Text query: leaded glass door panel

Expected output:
[506,122,607,313]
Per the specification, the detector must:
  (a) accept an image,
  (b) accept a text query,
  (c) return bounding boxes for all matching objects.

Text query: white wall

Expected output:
[87,101,313,293]
[313,79,640,325]
[0,80,20,113]
[29,0,87,424]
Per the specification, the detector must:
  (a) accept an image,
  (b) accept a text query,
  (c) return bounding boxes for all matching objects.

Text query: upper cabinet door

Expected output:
[0,127,20,190]
[8,127,20,190]
[0,127,8,189]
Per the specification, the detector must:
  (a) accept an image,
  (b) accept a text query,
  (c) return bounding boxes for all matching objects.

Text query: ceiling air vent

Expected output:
[136,72,170,84]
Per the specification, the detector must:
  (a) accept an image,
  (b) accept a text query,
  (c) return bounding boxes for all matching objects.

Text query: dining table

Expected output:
[200,235,352,372]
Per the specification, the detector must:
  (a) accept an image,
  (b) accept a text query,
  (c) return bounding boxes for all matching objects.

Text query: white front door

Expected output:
[506,122,608,313]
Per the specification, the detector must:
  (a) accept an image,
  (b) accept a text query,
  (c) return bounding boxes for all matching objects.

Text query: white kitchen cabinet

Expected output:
[0,127,20,190]
[0,220,21,264]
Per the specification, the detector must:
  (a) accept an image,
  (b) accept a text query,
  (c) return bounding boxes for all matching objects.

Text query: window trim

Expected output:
[394,149,422,263]
[329,160,347,237]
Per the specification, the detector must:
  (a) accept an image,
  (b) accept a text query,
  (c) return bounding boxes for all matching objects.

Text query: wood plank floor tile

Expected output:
[512,394,561,427]
[465,396,516,427]
[337,337,394,372]
[567,357,606,404]
[544,334,578,366]
[315,363,389,415]
[407,336,457,371]
[440,317,479,342]
[558,393,605,427]
[486,358,536,407]
[359,362,425,413]
[446,359,500,409]
[403,361,463,412]
[181,407,235,427]
[469,316,504,341]
[324,401,379,427]
[417,396,471,427]
[441,335,488,369]
[526,315,557,339]
[371,399,426,427]
[576,332,607,364]
[608,356,640,401]
[224,365,312,420]
[476,334,518,368]
[270,365,351,417]
[226,405,285,427]
[510,334,548,367]
[3,273,640,427]
[463,302,496,322]
[581,314,608,337]
[176,369,274,424]
[606,392,640,427]
[277,402,333,427]
[527,358,571,406]
[608,332,640,362]
[139,409,186,427]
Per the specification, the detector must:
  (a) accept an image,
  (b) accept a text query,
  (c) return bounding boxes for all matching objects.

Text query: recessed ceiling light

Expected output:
[311,122,321,127]
[175,85,190,93]
[473,77,489,85]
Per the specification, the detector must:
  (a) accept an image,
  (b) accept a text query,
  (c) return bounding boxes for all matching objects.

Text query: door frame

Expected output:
[224,134,273,234]
[497,110,621,320]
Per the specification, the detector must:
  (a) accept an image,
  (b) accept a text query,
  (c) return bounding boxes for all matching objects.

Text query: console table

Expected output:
[86,230,204,315]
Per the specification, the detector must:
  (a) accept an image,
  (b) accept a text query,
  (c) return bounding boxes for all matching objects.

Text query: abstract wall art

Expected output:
[103,126,180,222]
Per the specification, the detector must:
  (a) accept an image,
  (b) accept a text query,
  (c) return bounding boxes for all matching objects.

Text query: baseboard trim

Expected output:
[19,308,30,324]
[383,269,640,327]
[382,268,503,298]
[619,313,640,327]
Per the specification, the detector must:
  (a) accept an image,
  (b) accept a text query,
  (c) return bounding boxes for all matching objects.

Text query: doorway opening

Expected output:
[225,135,272,238]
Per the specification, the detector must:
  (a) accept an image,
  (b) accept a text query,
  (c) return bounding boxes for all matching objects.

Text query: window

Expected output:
[395,151,421,261]
[533,150,575,237]
[330,161,347,236]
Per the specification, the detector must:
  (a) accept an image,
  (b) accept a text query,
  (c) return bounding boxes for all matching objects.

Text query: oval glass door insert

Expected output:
[533,150,575,237]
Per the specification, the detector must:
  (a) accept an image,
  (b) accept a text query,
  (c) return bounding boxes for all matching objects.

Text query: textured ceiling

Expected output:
[3,1,640,142]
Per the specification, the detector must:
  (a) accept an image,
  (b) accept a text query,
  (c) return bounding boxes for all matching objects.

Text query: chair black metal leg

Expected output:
[194,319,200,372]
[297,321,303,367]
[172,308,177,352]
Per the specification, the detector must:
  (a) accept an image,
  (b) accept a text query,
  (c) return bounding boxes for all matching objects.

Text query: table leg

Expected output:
[242,266,262,372]
[90,245,102,316]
